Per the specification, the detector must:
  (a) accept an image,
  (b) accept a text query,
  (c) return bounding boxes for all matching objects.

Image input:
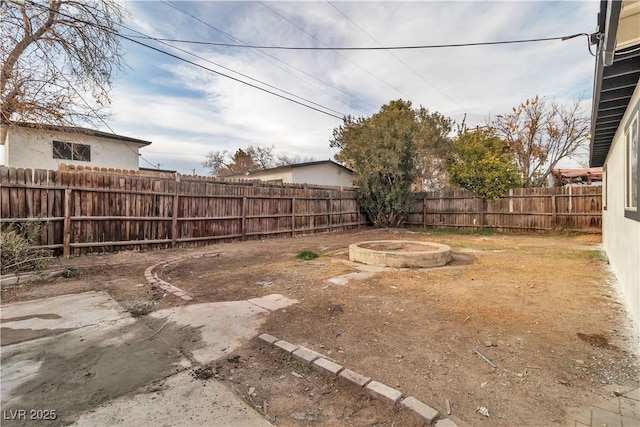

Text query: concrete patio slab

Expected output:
[72,370,272,427]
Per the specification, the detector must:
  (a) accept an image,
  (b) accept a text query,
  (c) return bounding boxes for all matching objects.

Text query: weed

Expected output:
[296,250,319,260]
[128,303,154,318]
[62,268,78,278]
[1,220,52,274]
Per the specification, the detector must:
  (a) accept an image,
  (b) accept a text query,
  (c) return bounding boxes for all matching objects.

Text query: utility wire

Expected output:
[120,35,344,120]
[257,0,414,101]
[23,0,345,120]
[326,0,478,120]
[161,0,377,111]
[125,33,591,51]
[124,27,349,117]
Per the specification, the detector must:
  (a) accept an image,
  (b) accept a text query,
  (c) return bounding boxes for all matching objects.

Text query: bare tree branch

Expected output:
[1,0,127,126]
[489,96,589,187]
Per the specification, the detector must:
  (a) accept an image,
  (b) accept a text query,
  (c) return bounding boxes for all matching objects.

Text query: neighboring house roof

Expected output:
[5,122,152,146]
[590,0,640,167]
[225,160,353,177]
[140,167,177,174]
[552,167,603,186]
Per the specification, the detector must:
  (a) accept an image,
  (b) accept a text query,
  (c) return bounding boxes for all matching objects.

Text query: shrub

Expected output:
[0,221,51,274]
[296,251,319,260]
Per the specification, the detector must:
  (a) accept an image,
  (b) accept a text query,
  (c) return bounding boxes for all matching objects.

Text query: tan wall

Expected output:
[244,164,353,187]
[1,125,143,171]
[603,83,640,338]
[291,163,353,187]
[617,1,640,50]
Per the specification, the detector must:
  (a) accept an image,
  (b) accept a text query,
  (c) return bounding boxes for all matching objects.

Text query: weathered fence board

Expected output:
[408,186,602,232]
[0,167,366,255]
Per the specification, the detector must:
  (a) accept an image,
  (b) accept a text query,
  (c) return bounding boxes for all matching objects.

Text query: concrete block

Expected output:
[292,347,322,364]
[435,419,458,427]
[313,357,343,375]
[620,398,640,418]
[625,387,640,401]
[565,407,591,426]
[365,381,403,405]
[400,396,438,424]
[592,408,622,427]
[338,368,371,387]
[258,333,279,345]
[274,340,299,354]
[180,295,193,301]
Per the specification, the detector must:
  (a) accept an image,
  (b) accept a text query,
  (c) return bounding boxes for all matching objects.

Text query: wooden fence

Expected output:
[0,167,603,257]
[0,167,366,255]
[407,186,602,232]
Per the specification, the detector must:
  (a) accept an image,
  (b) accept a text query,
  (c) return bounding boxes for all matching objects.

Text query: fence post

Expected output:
[551,195,557,229]
[171,175,180,247]
[241,196,247,240]
[291,196,296,237]
[328,194,333,230]
[63,187,72,256]
[423,195,427,229]
[480,197,486,229]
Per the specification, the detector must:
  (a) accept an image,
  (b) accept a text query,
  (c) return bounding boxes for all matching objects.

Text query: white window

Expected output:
[53,140,91,162]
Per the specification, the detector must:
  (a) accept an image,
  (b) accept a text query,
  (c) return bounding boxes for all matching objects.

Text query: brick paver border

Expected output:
[258,333,463,426]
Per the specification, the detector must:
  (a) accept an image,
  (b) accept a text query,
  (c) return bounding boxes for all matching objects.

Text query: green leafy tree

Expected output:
[330,99,451,227]
[447,128,522,200]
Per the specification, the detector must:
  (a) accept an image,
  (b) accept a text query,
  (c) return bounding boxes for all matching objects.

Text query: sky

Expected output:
[101,0,600,175]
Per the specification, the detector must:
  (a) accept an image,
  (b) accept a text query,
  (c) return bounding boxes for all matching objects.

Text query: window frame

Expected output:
[52,140,91,162]
[624,101,639,221]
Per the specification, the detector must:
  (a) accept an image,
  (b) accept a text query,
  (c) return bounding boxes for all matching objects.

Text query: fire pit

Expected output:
[348,240,451,268]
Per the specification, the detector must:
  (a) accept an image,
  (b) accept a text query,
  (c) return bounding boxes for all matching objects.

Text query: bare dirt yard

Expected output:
[2,228,638,426]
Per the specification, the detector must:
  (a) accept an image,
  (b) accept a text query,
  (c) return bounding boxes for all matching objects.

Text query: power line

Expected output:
[124,33,590,51]
[120,35,344,120]
[257,0,413,101]
[161,0,377,111]
[23,0,345,120]
[326,0,479,120]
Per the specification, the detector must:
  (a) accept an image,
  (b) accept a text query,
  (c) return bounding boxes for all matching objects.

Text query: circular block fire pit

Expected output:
[349,240,452,268]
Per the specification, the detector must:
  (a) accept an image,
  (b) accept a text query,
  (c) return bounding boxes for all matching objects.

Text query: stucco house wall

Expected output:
[239,169,293,183]
[602,84,640,336]
[590,0,640,338]
[228,160,353,187]
[0,124,151,171]
[290,163,353,187]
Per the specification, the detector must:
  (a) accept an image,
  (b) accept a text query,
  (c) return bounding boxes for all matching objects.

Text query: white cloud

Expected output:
[107,0,600,174]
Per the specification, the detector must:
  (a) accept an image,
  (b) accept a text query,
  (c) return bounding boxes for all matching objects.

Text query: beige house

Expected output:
[0,122,151,171]
[590,0,640,336]
[226,160,354,187]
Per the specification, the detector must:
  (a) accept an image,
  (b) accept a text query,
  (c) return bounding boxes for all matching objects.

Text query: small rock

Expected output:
[291,371,303,378]
[248,387,255,395]
[558,379,569,385]
[485,341,494,347]
[291,412,306,421]
[476,406,490,417]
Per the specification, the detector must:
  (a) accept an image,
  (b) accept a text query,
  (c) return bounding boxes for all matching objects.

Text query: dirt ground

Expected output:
[2,228,638,426]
